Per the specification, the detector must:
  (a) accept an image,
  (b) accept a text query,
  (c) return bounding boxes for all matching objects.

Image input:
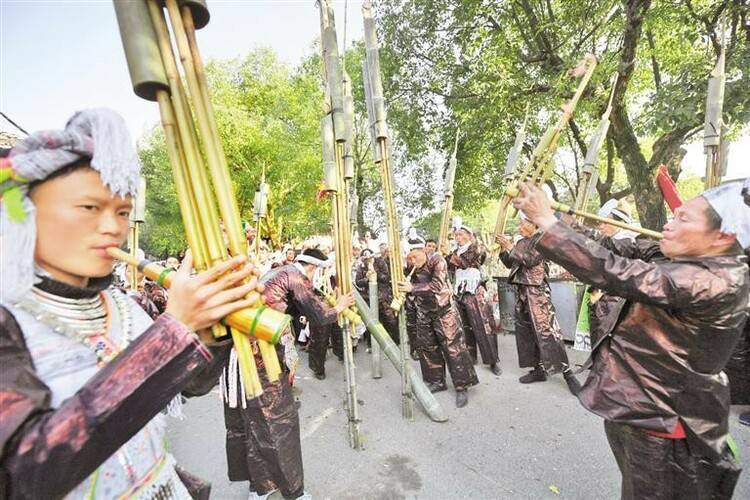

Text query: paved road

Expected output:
[168,335,750,499]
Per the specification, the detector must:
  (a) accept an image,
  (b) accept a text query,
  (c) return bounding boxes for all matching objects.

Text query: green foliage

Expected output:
[373,0,750,226]
[139,48,331,255]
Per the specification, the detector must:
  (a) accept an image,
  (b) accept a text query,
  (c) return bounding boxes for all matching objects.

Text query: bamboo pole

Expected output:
[494,55,597,237]
[504,186,664,240]
[367,258,382,379]
[319,0,363,449]
[166,0,281,382]
[363,0,414,420]
[115,0,289,398]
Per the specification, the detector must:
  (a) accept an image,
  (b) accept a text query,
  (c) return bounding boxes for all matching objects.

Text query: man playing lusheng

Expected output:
[399,232,478,408]
[220,247,352,499]
[496,215,580,394]
[512,181,749,499]
[0,109,259,499]
[447,219,502,376]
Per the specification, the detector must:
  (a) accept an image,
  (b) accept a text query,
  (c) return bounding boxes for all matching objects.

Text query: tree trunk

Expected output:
[609,107,667,230]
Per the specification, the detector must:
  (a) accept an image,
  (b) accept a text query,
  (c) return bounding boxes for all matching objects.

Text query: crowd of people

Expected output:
[0,108,748,500]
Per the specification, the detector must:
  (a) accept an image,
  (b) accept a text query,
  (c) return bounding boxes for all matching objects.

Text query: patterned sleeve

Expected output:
[0,312,212,499]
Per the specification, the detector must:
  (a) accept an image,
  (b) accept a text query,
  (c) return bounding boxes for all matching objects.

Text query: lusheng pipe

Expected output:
[354,290,448,423]
[362,0,414,420]
[503,187,664,240]
[494,54,597,239]
[703,40,726,189]
[114,0,284,397]
[318,0,363,449]
[437,129,460,255]
[574,73,618,219]
[108,248,292,343]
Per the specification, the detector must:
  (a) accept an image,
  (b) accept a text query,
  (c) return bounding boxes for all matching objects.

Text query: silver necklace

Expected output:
[17,286,133,365]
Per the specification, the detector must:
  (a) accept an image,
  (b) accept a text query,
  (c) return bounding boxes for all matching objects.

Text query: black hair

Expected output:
[425,238,437,244]
[704,203,723,231]
[28,156,92,192]
[300,248,327,262]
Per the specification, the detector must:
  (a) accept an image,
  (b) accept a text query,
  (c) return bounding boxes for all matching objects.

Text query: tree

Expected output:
[373,0,750,229]
[138,48,332,255]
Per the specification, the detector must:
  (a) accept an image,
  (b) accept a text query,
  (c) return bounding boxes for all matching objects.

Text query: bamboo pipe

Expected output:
[127,0,283,394]
[503,187,664,240]
[319,0,362,448]
[166,1,282,381]
[353,290,447,423]
[379,144,415,421]
[494,55,597,238]
[128,224,139,290]
[108,248,293,342]
[148,1,253,390]
[153,92,263,397]
[148,0,222,267]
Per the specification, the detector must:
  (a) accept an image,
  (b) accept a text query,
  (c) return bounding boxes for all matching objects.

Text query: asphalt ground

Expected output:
[168,334,750,499]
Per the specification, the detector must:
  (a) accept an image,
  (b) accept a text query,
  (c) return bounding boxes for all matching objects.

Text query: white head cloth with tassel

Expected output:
[701,180,750,250]
[0,108,140,304]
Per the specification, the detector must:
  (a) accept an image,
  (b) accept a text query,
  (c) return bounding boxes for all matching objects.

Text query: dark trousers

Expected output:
[379,299,400,344]
[456,290,499,365]
[604,421,741,500]
[415,303,478,391]
[514,284,569,375]
[405,299,418,354]
[307,322,343,375]
[223,375,304,498]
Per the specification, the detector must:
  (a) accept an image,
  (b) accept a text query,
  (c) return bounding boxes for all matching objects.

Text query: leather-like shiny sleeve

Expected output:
[568,222,660,260]
[288,275,338,327]
[411,256,447,296]
[448,243,484,270]
[0,313,212,500]
[537,222,734,308]
[182,338,233,397]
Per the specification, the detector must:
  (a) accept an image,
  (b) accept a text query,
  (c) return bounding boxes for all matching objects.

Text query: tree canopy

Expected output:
[139,48,332,255]
[373,0,750,229]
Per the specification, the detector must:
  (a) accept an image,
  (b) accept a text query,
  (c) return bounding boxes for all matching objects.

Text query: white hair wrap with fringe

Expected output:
[702,180,750,250]
[1,108,141,304]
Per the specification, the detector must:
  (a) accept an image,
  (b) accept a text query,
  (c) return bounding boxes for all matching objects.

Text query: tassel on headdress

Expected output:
[1,108,140,304]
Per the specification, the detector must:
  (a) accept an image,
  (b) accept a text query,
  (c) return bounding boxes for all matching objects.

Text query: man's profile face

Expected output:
[166,257,180,269]
[407,248,427,267]
[660,196,730,258]
[379,244,389,257]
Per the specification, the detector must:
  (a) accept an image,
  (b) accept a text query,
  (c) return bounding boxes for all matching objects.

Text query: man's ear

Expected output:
[712,231,738,252]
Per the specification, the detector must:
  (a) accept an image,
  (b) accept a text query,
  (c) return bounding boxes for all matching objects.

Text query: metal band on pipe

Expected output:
[179,0,209,29]
[321,115,338,191]
[113,0,169,101]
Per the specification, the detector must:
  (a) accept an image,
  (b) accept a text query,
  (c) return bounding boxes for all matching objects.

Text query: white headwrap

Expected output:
[1,109,140,304]
[452,215,473,235]
[597,198,632,224]
[702,180,750,249]
[407,227,426,250]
